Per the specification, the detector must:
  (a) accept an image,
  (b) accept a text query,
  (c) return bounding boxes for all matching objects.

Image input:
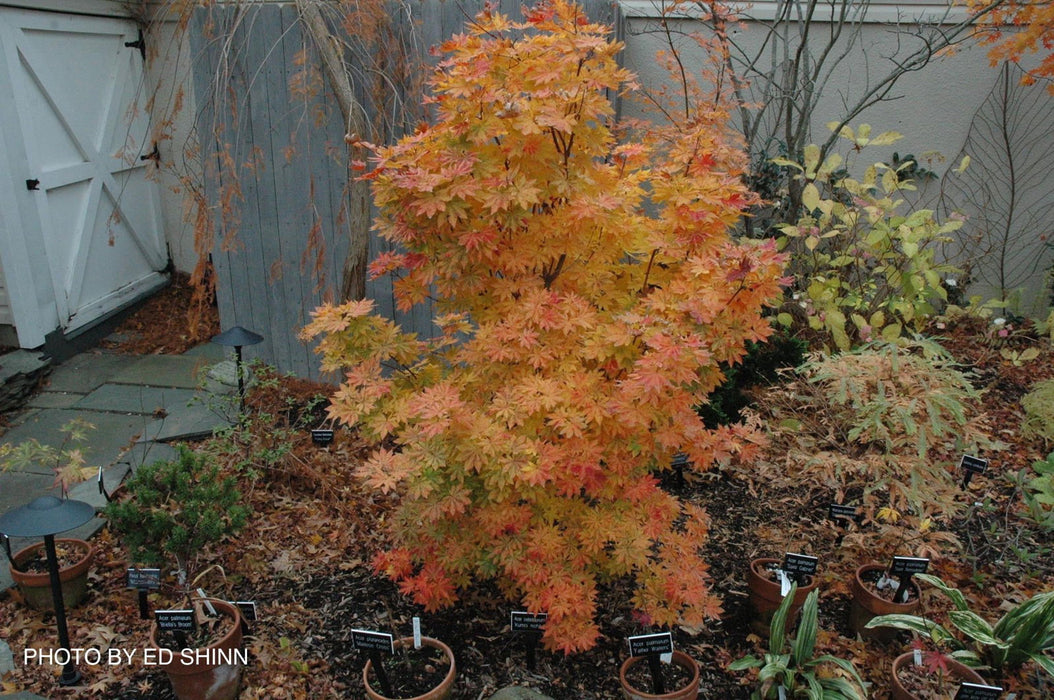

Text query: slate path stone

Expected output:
[0,351,50,413]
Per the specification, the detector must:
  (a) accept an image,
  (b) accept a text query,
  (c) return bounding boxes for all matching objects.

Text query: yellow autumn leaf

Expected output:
[877,506,901,523]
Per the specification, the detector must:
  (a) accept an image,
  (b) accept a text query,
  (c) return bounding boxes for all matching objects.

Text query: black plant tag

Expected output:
[351,629,394,654]
[889,556,929,577]
[953,682,1003,700]
[155,609,195,632]
[627,632,673,658]
[127,568,161,590]
[510,611,547,633]
[311,429,334,446]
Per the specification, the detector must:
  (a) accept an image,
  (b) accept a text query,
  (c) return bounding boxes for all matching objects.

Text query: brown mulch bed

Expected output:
[1,314,1053,698]
[102,273,219,356]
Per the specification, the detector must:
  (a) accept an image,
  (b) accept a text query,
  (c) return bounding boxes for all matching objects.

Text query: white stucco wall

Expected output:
[620,0,1054,314]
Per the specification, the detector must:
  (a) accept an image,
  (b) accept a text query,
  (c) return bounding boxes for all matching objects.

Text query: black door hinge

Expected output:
[26,178,39,191]
[140,142,160,165]
[125,29,145,60]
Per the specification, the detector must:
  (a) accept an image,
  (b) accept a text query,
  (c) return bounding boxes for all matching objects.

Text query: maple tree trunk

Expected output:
[296,0,370,302]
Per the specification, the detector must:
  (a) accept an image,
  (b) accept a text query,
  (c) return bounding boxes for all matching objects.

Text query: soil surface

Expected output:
[894,653,984,699]
[13,541,87,575]
[366,644,451,698]
[0,305,1051,699]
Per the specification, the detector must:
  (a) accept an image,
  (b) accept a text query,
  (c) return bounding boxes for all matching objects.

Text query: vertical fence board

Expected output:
[190,1,624,379]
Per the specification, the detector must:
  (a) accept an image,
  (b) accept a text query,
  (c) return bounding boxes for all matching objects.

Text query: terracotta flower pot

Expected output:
[149,598,245,700]
[618,650,700,700]
[9,538,93,611]
[890,651,986,700]
[363,636,456,700]
[747,557,818,636]
[849,563,920,643]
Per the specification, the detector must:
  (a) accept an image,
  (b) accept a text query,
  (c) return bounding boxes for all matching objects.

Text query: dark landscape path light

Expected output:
[211,325,264,411]
[0,496,95,686]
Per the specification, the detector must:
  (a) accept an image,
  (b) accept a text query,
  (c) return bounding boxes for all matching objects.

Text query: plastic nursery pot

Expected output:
[890,651,986,700]
[619,650,700,700]
[148,598,245,700]
[746,557,818,637]
[363,636,456,700]
[9,538,93,611]
[849,563,920,643]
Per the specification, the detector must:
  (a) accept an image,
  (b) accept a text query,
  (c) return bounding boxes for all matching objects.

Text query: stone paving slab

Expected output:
[183,342,227,362]
[42,352,128,394]
[109,355,212,389]
[0,409,152,460]
[0,472,54,524]
[115,442,180,472]
[140,402,233,443]
[74,385,198,416]
[25,391,83,410]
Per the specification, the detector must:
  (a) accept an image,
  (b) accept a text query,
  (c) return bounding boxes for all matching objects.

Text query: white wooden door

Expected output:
[0,8,166,346]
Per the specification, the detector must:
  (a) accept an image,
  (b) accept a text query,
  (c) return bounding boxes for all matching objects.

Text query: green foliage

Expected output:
[758,338,989,520]
[1022,378,1054,443]
[104,446,249,585]
[730,585,866,699]
[867,573,1054,677]
[802,339,977,460]
[1021,451,1054,529]
[0,419,97,497]
[698,328,807,428]
[775,124,962,351]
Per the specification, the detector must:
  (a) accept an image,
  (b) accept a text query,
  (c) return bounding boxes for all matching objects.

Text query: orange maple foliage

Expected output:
[303,0,785,653]
[967,0,1054,92]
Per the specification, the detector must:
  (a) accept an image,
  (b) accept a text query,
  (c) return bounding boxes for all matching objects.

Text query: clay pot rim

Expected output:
[618,649,700,699]
[362,635,456,700]
[891,650,987,698]
[852,563,920,607]
[749,557,818,594]
[148,598,244,675]
[9,538,93,585]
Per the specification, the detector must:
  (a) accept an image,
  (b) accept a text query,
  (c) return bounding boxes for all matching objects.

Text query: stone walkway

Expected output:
[0,341,555,699]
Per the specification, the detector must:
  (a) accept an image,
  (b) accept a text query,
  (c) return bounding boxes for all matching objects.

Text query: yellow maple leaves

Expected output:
[304,0,786,654]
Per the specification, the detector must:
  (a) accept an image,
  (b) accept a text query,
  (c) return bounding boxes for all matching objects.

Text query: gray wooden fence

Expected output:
[190,0,623,379]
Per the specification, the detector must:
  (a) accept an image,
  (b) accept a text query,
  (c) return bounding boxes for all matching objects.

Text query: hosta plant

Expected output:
[304,1,785,652]
[775,125,963,351]
[730,585,866,699]
[867,573,1054,677]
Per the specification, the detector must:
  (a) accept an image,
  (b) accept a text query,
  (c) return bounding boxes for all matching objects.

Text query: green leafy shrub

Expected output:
[1022,378,1054,443]
[104,447,249,585]
[867,573,1054,677]
[730,584,866,699]
[1022,451,1054,529]
[754,339,989,517]
[775,125,963,351]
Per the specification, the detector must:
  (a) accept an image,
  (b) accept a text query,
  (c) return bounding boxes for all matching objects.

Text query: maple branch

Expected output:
[543,254,567,288]
[641,249,659,294]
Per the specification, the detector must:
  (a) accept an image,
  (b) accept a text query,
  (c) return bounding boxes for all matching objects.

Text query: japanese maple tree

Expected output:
[304,0,785,653]
[966,0,1054,92]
